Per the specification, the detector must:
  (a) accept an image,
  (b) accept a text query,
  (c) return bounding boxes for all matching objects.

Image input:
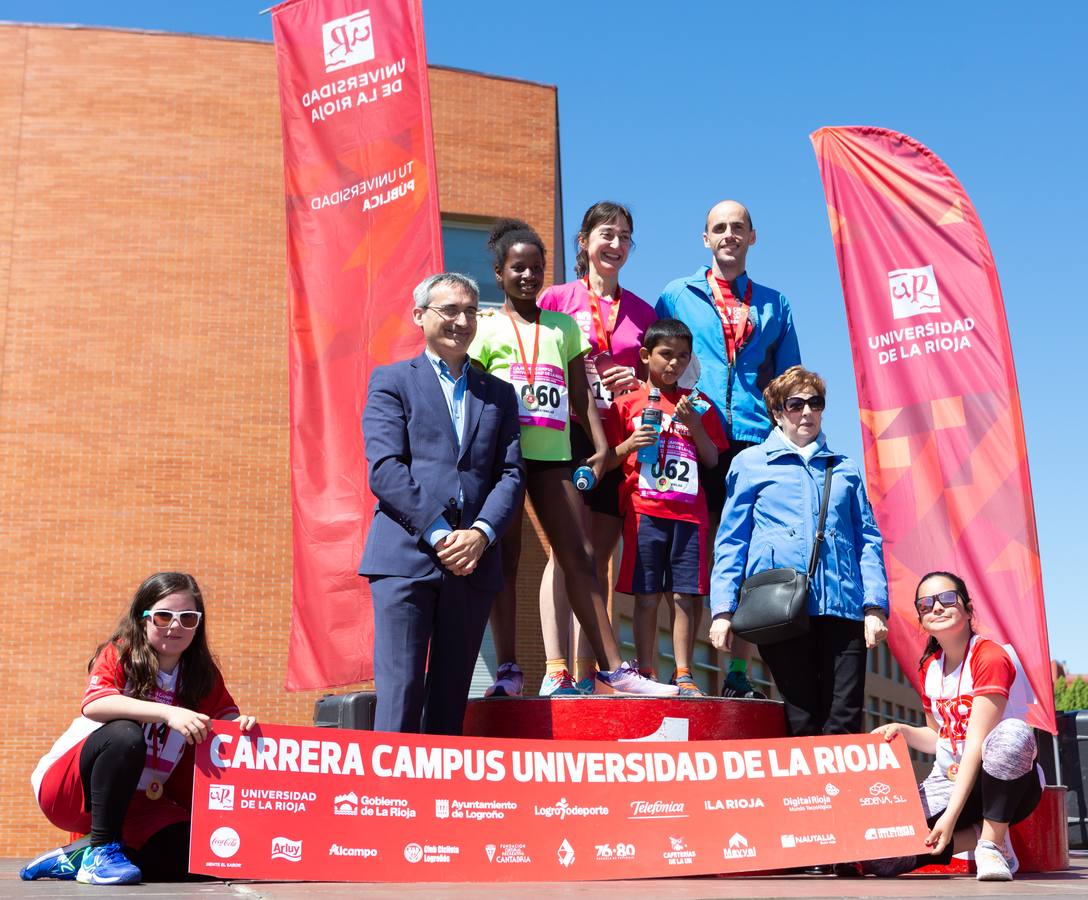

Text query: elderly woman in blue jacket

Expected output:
[709,366,889,736]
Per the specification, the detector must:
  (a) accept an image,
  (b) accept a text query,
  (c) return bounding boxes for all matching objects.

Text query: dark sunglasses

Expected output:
[914,590,961,615]
[783,395,826,414]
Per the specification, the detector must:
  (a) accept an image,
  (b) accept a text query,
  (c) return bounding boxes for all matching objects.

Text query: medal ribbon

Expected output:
[582,277,622,356]
[505,307,541,388]
[940,635,973,760]
[706,273,752,365]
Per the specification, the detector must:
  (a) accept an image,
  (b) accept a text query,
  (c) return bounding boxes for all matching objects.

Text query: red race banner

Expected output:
[271,0,442,690]
[190,721,927,882]
[811,127,1055,732]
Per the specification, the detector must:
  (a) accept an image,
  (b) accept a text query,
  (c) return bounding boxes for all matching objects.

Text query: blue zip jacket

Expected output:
[710,430,889,620]
[656,268,801,444]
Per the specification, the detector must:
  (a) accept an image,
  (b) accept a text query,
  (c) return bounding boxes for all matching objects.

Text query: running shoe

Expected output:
[721,668,767,699]
[484,661,524,698]
[19,843,86,881]
[675,673,705,697]
[972,824,1019,875]
[574,676,597,695]
[539,669,581,697]
[75,842,142,886]
[596,661,680,696]
[975,839,1013,881]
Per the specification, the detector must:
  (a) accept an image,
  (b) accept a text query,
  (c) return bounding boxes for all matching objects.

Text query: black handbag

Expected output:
[729,459,833,646]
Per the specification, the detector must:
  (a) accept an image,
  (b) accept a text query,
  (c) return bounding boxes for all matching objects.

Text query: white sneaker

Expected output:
[596,661,680,696]
[972,826,1018,876]
[975,839,1013,881]
[484,662,524,698]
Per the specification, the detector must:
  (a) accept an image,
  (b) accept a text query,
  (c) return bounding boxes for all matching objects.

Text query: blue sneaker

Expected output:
[19,843,86,880]
[539,669,581,697]
[574,676,596,695]
[76,842,141,885]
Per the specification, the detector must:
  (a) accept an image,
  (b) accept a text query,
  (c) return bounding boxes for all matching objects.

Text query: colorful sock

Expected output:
[573,657,597,682]
[545,658,569,676]
[728,658,747,674]
[674,666,692,680]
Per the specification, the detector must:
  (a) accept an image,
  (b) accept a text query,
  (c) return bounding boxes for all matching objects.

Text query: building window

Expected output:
[441,217,502,307]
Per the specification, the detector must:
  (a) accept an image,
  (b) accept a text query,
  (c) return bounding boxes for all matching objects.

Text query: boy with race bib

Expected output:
[605,319,728,695]
[470,219,677,698]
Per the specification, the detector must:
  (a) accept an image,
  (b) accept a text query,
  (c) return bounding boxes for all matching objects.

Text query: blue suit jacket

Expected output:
[358,353,525,591]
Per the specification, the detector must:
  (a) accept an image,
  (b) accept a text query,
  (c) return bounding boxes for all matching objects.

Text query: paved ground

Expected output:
[4,854,1088,900]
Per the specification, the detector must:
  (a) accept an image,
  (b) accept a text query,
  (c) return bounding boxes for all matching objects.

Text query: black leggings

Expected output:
[78,720,202,881]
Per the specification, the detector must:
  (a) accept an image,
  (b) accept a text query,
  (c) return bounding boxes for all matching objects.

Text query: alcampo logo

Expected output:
[271,837,302,862]
[209,826,240,860]
[321,10,375,74]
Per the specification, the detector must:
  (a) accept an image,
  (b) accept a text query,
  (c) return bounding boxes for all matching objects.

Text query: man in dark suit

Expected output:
[359,272,524,735]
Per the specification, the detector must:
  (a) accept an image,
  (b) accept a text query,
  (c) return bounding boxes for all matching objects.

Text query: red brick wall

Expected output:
[0,23,557,855]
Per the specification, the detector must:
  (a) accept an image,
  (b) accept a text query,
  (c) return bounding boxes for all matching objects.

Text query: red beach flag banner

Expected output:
[271,0,442,689]
[811,126,1055,732]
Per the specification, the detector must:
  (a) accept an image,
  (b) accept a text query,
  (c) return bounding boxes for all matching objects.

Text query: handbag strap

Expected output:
[805,458,834,579]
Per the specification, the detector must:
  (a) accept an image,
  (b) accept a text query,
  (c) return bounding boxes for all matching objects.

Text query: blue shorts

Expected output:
[617,512,708,596]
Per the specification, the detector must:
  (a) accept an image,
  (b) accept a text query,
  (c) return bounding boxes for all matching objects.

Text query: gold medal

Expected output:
[657,475,670,490]
[146,780,164,800]
[946,763,959,782]
[521,386,537,409]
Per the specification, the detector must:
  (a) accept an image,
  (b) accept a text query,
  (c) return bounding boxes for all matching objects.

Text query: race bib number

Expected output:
[638,431,698,503]
[511,362,568,431]
[585,356,612,409]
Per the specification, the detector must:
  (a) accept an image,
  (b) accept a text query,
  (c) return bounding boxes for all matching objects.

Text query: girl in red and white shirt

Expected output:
[869,571,1041,881]
[26,572,256,885]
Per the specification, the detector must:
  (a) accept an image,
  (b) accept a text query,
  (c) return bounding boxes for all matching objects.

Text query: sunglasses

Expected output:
[143,609,203,629]
[914,590,961,615]
[783,395,826,413]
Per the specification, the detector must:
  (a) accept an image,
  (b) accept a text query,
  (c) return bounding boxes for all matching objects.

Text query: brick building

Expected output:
[0,22,927,857]
[0,22,565,855]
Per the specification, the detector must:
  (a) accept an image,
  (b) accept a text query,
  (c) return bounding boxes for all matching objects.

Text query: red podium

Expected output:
[463,695,787,742]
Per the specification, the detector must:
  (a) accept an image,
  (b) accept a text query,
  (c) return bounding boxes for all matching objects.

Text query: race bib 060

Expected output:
[511,362,568,431]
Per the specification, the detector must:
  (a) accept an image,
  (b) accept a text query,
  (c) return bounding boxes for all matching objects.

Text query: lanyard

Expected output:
[656,398,680,472]
[505,307,541,386]
[706,273,752,365]
[940,635,973,759]
[146,724,164,800]
[583,277,622,355]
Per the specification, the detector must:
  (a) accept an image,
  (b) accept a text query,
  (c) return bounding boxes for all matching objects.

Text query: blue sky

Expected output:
[6,2,1086,669]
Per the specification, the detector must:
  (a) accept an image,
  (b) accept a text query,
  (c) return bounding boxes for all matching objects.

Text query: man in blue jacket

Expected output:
[657,200,801,698]
[359,272,525,735]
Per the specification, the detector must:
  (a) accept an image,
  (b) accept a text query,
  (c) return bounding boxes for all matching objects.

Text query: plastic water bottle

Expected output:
[573,465,596,491]
[636,387,663,464]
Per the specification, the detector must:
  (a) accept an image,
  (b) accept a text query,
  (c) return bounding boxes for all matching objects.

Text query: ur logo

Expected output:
[888,264,940,319]
[208,784,234,810]
[322,9,375,74]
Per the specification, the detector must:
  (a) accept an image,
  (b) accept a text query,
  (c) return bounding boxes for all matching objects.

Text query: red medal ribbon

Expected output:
[706,273,752,365]
[505,307,541,387]
[940,635,973,762]
[582,277,622,356]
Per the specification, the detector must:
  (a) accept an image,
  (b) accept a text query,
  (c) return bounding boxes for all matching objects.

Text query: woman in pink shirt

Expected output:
[536,201,658,694]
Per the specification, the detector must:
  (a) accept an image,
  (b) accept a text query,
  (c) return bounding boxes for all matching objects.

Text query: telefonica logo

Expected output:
[322,10,375,74]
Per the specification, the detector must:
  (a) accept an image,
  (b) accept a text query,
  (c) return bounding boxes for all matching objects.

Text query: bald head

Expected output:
[705,200,753,231]
[703,200,756,279]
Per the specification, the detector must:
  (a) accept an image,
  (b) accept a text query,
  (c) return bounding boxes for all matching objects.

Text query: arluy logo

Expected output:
[557,838,575,868]
[333,791,358,815]
[322,9,375,74]
[485,844,496,862]
[209,826,240,859]
[271,837,302,862]
[208,784,234,810]
[888,265,940,319]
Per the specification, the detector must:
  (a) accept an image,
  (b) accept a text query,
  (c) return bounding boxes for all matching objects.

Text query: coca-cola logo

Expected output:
[209,826,240,859]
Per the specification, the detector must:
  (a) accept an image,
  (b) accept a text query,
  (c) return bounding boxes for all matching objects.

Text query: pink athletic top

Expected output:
[538,280,656,372]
